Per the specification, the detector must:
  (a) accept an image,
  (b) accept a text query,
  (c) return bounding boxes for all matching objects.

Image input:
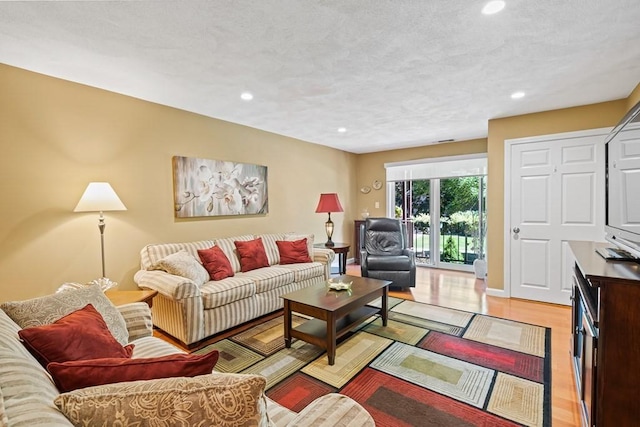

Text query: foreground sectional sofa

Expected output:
[0,285,373,426]
[134,233,334,346]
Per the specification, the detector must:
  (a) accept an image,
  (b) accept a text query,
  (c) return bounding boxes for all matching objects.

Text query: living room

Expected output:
[2,62,638,301]
[2,2,640,426]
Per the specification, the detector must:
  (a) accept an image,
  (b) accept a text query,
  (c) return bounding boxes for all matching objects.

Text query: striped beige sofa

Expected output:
[134,233,335,346]
[0,290,373,426]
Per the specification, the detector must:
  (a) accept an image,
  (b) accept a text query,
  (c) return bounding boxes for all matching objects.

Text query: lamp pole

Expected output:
[98,211,106,278]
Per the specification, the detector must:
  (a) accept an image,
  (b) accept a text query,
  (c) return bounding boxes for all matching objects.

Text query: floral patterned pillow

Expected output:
[55,373,269,427]
[0,284,129,346]
[150,250,210,286]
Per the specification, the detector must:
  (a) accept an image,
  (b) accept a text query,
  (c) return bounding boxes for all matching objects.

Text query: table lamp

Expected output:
[315,193,343,247]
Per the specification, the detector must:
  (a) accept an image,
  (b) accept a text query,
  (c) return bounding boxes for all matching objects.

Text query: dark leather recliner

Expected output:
[360,217,416,288]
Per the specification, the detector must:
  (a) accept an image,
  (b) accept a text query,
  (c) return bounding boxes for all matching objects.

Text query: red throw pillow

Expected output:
[48,350,220,392]
[198,246,234,280]
[18,304,134,368]
[234,238,269,272]
[276,239,312,264]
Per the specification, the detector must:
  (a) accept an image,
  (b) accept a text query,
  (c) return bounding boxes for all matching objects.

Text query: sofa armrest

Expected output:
[116,302,153,341]
[312,248,335,279]
[285,393,374,427]
[312,247,335,263]
[134,270,201,300]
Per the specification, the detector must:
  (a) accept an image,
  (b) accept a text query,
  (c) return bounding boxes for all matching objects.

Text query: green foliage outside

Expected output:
[442,236,458,261]
[396,175,487,262]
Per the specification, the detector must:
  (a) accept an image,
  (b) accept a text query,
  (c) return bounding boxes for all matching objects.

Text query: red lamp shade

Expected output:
[315,193,344,213]
[315,193,343,247]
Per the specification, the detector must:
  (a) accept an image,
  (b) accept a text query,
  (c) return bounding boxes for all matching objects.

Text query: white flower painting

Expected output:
[173,156,268,217]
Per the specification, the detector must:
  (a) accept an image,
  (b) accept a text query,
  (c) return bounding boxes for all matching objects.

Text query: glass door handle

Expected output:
[513,227,520,234]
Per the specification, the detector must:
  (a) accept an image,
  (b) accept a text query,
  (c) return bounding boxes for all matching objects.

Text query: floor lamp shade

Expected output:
[74,182,127,279]
[315,193,343,247]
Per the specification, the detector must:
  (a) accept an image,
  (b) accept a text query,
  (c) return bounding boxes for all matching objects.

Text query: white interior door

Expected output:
[506,129,607,305]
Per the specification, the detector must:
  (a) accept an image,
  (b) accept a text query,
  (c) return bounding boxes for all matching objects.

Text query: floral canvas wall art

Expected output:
[173,156,268,217]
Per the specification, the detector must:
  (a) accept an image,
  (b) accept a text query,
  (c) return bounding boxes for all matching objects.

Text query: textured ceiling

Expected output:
[1,1,640,154]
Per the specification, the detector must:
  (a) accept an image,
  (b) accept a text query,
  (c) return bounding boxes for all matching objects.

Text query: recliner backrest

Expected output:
[364,218,405,256]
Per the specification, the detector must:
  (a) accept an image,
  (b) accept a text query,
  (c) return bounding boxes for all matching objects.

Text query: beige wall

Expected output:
[0,65,357,302]
[2,62,638,302]
[355,139,488,218]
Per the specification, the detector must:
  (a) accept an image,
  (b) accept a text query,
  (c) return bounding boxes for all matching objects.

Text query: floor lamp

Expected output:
[74,182,127,288]
[315,193,344,247]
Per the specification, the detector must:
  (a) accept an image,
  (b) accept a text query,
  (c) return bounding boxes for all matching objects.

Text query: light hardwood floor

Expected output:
[157,264,581,426]
[361,264,581,427]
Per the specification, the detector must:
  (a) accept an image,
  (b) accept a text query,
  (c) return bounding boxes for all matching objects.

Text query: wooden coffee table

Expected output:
[281,275,391,365]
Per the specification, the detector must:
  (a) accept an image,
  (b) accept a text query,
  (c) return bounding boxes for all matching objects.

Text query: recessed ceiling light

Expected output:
[337,127,347,133]
[240,92,253,101]
[482,1,505,15]
[511,91,525,99]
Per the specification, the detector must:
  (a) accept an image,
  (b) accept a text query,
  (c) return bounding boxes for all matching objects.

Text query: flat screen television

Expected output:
[604,99,640,259]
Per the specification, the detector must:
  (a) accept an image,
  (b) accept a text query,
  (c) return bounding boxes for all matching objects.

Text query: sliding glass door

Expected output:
[395,180,433,266]
[393,175,486,272]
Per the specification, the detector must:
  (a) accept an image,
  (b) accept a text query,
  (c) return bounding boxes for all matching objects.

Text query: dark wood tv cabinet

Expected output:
[568,241,640,427]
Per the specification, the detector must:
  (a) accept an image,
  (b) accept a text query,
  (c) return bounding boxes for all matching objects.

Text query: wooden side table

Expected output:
[314,243,350,275]
[106,290,158,308]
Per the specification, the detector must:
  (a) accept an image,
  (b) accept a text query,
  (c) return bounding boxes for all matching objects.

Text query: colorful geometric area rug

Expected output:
[194,298,551,427]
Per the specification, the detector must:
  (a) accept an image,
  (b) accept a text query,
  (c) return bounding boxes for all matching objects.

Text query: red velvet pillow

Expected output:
[234,238,269,272]
[47,350,220,392]
[18,304,134,368]
[198,246,234,280]
[276,239,312,264]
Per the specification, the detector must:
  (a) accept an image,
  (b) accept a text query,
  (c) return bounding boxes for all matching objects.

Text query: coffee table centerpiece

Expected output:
[281,275,391,365]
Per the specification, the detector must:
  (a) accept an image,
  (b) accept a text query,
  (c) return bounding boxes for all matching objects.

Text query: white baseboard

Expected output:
[486,287,509,298]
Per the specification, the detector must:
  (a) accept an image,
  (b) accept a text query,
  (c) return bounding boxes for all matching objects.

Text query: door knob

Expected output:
[513,227,520,234]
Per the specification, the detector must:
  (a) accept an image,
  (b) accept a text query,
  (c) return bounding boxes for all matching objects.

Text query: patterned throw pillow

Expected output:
[0,284,129,346]
[150,249,210,286]
[18,304,134,368]
[198,246,234,281]
[55,373,269,427]
[234,238,270,272]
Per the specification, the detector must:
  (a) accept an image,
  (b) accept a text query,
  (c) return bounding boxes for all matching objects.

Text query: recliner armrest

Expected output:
[402,248,416,266]
[360,249,369,276]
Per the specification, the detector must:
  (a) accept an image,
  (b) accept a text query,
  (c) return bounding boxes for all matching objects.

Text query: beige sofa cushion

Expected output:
[0,284,129,346]
[54,373,269,427]
[257,233,287,265]
[238,266,295,293]
[200,276,256,309]
[278,262,326,282]
[215,235,255,273]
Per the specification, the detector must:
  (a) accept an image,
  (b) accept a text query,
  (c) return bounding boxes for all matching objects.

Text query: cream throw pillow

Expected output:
[0,284,129,346]
[150,249,209,286]
[55,373,269,427]
[285,233,314,259]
